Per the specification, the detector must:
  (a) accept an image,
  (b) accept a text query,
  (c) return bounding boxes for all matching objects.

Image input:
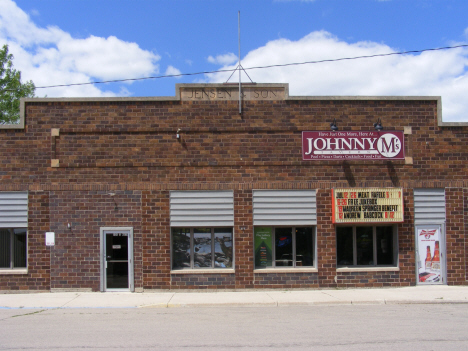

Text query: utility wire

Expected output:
[12,44,468,90]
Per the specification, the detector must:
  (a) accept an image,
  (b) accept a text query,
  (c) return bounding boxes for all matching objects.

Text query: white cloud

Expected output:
[165,65,182,78]
[207,53,238,66]
[0,0,160,97]
[206,31,468,121]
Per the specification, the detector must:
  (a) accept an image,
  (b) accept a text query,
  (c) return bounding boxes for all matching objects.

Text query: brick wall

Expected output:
[316,189,337,288]
[0,191,50,291]
[254,272,319,288]
[234,189,254,289]
[465,189,468,283]
[141,190,171,289]
[171,273,235,289]
[49,191,142,291]
[0,91,467,290]
[445,188,466,285]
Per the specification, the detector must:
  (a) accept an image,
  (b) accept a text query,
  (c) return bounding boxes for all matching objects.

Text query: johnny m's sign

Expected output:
[302,131,404,160]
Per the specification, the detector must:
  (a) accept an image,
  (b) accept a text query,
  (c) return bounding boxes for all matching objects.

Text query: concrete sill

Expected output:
[254,268,318,274]
[171,269,235,275]
[336,267,400,273]
[0,269,28,275]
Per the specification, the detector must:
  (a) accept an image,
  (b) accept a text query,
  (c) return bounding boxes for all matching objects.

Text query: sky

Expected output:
[1,0,468,121]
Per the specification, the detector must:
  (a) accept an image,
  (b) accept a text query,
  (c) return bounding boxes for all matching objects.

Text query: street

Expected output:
[1,304,467,350]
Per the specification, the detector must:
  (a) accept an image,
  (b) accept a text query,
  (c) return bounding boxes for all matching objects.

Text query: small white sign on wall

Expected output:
[46,232,55,246]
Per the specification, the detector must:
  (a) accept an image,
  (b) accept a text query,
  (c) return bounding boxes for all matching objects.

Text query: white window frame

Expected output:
[0,228,27,270]
[171,227,234,270]
[0,191,28,273]
[254,226,317,269]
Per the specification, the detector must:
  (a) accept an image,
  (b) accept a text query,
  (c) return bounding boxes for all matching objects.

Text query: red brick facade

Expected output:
[0,83,467,291]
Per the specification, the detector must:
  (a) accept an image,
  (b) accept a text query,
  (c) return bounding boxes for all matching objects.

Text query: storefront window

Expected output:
[255,227,315,269]
[172,227,233,270]
[336,225,396,267]
[336,227,353,266]
[0,228,27,269]
[172,228,191,269]
[356,227,374,265]
[376,226,394,265]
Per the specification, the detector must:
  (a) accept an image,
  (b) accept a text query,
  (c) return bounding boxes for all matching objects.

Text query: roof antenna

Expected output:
[238,11,241,114]
[225,11,254,114]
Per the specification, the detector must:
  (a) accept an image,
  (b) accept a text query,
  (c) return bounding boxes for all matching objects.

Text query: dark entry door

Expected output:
[101,228,133,291]
[106,232,129,289]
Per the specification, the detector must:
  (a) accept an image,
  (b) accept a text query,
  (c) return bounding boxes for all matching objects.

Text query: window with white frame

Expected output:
[0,228,27,269]
[0,192,28,269]
[336,225,397,267]
[172,227,233,269]
[254,226,315,268]
[170,191,234,270]
[253,190,317,269]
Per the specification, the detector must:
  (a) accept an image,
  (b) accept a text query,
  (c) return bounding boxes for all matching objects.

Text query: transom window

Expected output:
[254,226,315,269]
[0,228,27,269]
[172,227,233,269]
[336,225,396,267]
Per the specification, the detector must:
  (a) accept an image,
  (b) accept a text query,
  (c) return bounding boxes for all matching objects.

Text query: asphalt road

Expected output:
[1,304,467,350]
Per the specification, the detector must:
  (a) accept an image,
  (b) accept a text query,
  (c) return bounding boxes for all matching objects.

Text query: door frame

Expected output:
[415,224,446,285]
[100,227,134,292]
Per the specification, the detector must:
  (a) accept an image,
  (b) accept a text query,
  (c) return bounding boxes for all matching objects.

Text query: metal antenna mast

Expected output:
[225,11,254,114]
[238,11,241,114]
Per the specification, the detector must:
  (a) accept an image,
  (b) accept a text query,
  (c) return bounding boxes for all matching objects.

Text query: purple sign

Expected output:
[302,131,405,160]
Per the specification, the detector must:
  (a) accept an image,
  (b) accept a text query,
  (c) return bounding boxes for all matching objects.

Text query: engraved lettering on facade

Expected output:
[182,87,284,101]
[252,90,278,99]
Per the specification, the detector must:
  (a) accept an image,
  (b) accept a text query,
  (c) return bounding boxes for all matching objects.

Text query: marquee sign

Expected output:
[302,131,404,160]
[332,188,404,224]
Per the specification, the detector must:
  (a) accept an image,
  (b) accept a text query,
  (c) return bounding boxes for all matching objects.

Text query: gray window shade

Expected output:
[253,190,317,226]
[0,192,28,228]
[170,191,234,227]
[414,189,446,224]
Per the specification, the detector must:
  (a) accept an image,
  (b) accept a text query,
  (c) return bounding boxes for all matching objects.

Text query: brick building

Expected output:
[1,83,467,292]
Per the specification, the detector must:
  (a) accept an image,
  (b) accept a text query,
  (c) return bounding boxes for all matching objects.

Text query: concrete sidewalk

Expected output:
[1,285,467,309]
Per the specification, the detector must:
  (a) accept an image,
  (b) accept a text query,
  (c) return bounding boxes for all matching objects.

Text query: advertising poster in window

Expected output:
[417,226,442,284]
[254,227,272,268]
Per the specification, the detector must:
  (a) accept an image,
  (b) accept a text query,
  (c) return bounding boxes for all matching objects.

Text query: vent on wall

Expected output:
[0,192,28,228]
[414,189,446,225]
[170,191,234,227]
[253,190,317,226]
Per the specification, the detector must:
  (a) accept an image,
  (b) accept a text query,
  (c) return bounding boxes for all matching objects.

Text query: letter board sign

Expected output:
[302,131,404,160]
[332,188,404,224]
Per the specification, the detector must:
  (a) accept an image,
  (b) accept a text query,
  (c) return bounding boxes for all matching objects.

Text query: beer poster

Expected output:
[254,227,272,268]
[417,226,442,284]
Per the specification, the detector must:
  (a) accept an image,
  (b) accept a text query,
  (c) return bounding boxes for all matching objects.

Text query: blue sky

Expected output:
[1,0,468,121]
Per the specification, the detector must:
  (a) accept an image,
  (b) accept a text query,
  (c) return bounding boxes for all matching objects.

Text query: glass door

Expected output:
[100,228,134,291]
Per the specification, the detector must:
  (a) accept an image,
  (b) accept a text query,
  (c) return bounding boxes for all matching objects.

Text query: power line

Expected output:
[17,43,468,90]
[245,44,468,71]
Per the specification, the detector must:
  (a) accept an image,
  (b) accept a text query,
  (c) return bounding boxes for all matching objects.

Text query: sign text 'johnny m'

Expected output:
[302,131,405,160]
